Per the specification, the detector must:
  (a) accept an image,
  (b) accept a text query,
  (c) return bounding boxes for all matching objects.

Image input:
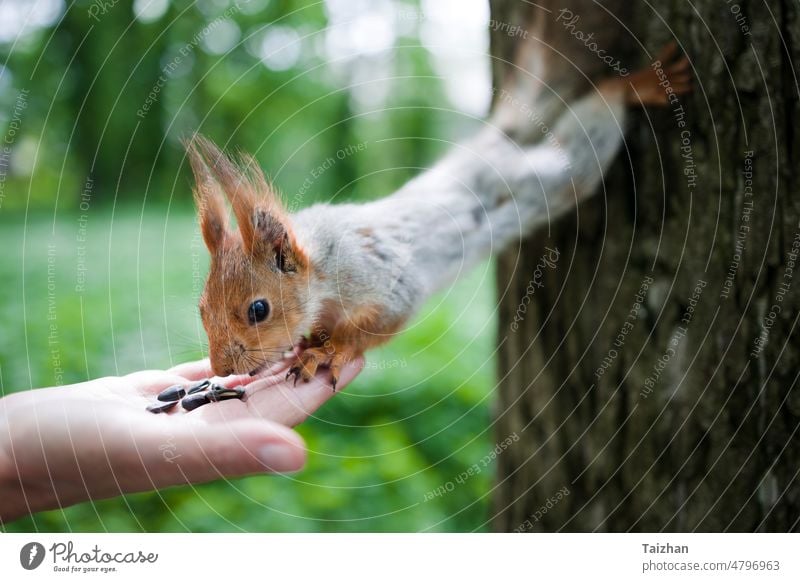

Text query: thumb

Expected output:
[136,417,307,488]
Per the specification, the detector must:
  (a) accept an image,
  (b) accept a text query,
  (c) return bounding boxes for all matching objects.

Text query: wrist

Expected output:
[0,396,22,523]
[597,77,629,104]
[0,392,53,524]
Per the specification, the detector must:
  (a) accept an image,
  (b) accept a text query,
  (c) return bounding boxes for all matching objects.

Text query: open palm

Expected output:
[0,357,362,523]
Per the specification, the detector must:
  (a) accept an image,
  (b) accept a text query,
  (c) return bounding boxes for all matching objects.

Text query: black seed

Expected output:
[187,379,211,394]
[157,384,187,402]
[147,401,179,414]
[207,387,245,402]
[182,392,211,411]
[210,382,241,393]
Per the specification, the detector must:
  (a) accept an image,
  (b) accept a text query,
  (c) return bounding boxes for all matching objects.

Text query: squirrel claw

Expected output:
[287,346,352,391]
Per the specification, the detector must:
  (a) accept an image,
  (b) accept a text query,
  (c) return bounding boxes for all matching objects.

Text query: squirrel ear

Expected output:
[252,203,307,273]
[184,135,259,252]
[185,135,228,254]
[238,151,308,272]
[184,135,308,270]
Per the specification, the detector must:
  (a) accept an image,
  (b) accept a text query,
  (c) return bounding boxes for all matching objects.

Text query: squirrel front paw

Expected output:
[286,347,355,391]
[626,42,692,106]
[598,42,691,107]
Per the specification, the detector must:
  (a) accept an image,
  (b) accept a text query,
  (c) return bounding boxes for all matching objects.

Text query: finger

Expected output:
[135,416,307,486]
[656,41,679,63]
[183,357,363,424]
[167,358,213,380]
[221,356,295,389]
[165,358,288,390]
[16,402,307,506]
[241,356,364,427]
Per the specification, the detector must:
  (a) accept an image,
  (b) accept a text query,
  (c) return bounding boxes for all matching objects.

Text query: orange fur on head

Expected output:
[185,137,228,254]
[184,134,311,376]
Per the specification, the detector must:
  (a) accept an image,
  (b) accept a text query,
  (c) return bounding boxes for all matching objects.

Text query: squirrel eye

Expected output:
[247,299,270,324]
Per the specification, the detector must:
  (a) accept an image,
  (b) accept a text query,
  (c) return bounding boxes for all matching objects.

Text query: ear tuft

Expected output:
[184,134,228,254]
[185,134,259,253]
[183,134,307,271]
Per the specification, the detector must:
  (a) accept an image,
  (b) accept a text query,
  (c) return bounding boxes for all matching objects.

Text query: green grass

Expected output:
[0,207,499,532]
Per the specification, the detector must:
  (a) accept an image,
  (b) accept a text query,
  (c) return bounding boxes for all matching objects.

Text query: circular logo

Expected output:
[19,542,46,570]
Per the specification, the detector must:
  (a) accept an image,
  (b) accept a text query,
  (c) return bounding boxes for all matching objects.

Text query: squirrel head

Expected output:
[185,135,311,377]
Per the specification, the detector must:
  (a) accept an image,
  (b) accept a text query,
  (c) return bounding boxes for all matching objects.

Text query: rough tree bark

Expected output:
[492,0,800,531]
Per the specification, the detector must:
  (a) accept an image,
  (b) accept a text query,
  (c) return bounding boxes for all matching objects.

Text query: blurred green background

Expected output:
[0,0,501,531]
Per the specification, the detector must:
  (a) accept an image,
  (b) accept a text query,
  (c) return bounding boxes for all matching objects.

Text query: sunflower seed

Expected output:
[146,400,179,414]
[157,384,187,402]
[181,392,211,411]
[207,386,245,402]
[149,379,243,414]
[187,379,211,394]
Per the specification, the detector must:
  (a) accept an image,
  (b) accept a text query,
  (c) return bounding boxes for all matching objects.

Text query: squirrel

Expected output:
[185,36,690,389]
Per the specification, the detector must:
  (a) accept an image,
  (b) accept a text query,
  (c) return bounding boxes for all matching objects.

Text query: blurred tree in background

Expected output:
[0,0,488,209]
[0,0,500,531]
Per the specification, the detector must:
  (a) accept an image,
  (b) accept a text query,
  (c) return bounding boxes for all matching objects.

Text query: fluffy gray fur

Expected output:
[292,87,626,327]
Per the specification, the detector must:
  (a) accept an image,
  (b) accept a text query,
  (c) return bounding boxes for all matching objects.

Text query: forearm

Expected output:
[409,84,626,200]
[547,82,627,198]
[0,394,38,523]
[0,475,38,524]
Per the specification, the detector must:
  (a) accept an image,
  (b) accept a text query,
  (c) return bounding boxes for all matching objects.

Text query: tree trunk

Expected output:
[57,0,167,200]
[492,0,800,531]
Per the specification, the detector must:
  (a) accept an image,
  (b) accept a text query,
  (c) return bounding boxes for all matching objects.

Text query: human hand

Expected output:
[0,357,363,523]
